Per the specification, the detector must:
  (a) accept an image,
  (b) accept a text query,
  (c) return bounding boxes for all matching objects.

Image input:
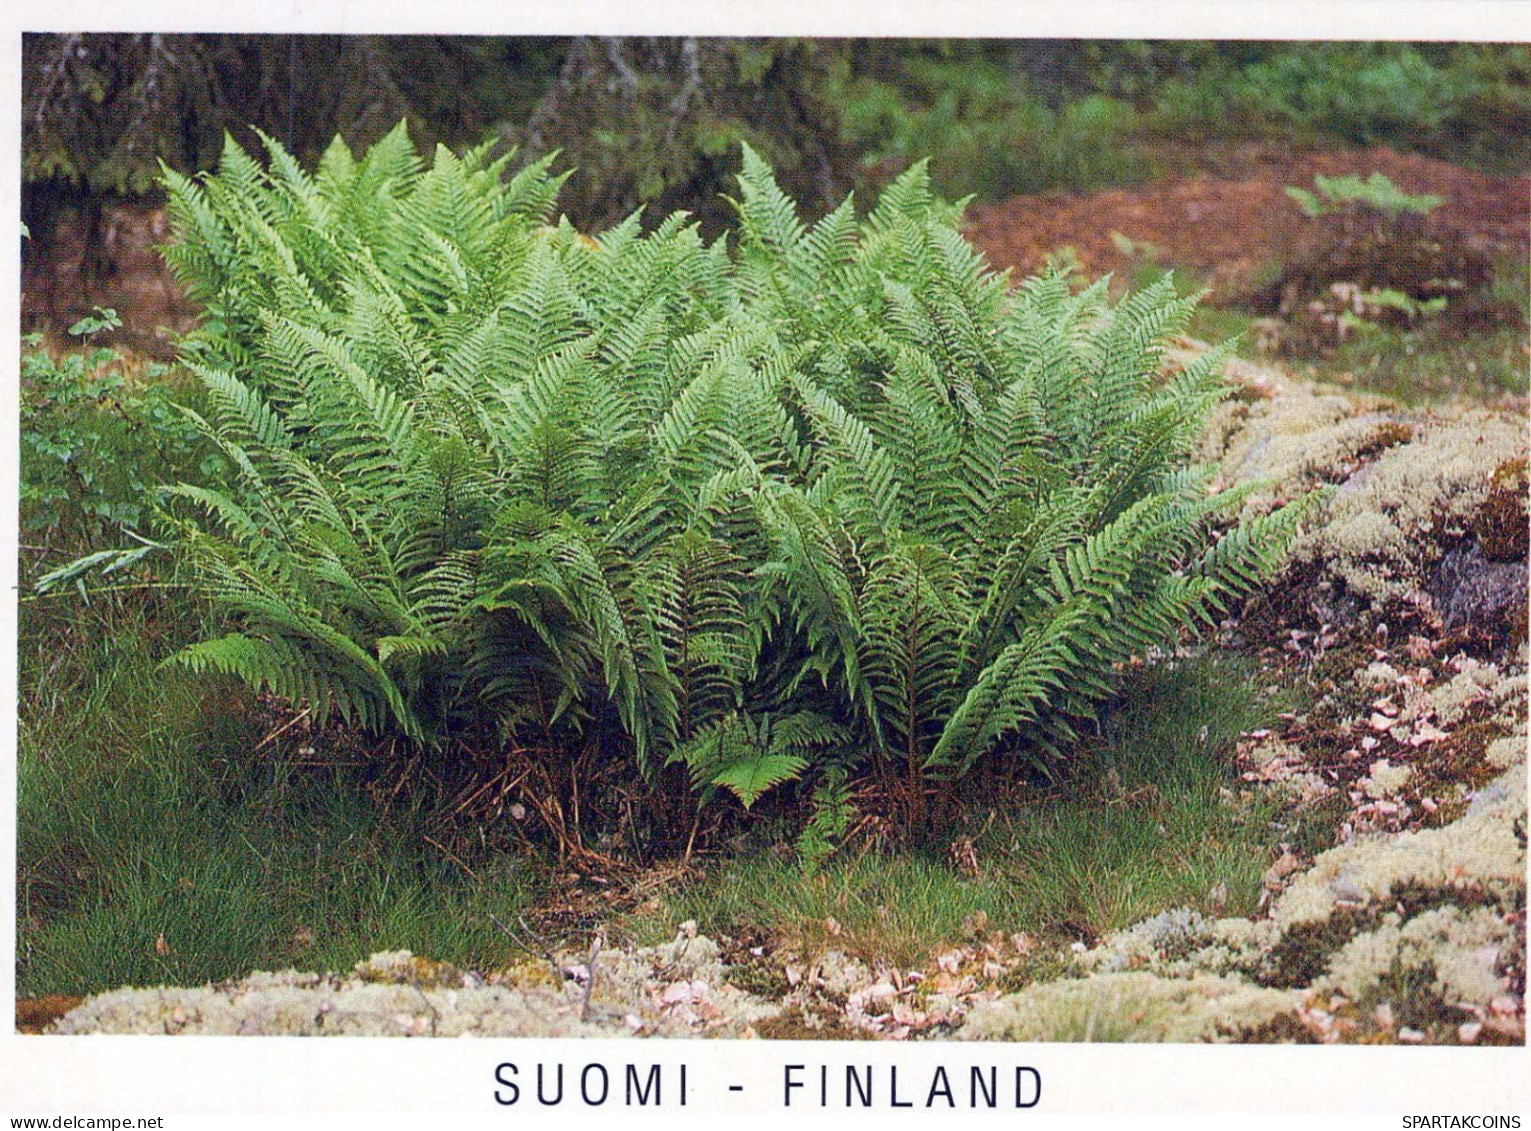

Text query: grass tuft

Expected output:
[17,591,538,997]
[622,657,1280,969]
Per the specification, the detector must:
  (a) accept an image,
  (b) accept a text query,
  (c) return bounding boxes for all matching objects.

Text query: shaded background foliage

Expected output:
[511,37,858,235]
[24,34,1531,312]
[22,33,566,279]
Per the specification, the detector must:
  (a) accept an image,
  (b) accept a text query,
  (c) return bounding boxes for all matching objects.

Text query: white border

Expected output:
[4,1,1531,41]
[4,1,1529,1119]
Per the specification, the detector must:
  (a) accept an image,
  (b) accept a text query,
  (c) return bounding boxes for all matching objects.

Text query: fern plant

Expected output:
[725,151,1316,828]
[1283,172,1443,219]
[145,125,1312,842]
[159,128,767,776]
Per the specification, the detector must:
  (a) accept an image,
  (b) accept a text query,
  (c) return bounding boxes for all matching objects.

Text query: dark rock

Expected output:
[1429,542,1529,639]
[1307,580,1364,633]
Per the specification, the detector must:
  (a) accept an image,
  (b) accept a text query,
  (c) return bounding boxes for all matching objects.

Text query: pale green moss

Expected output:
[1431,660,1516,728]
[352,950,464,989]
[1295,414,1525,603]
[1362,760,1413,800]
[1273,763,1525,929]
[1319,906,1513,1010]
[1081,909,1277,981]
[1485,730,1525,771]
[959,972,1301,1043]
[1195,346,1525,607]
[54,973,622,1037]
[53,936,779,1037]
[1362,662,1402,689]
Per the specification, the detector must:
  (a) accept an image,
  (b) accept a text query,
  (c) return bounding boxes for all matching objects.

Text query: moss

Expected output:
[1259,883,1506,990]
[52,934,787,1037]
[352,950,463,989]
[498,958,561,990]
[1201,357,1525,613]
[723,957,792,1000]
[1486,730,1526,771]
[1302,414,1525,604]
[1273,763,1524,930]
[1475,457,1529,562]
[754,1005,872,1041]
[1240,1011,1323,1044]
[1362,759,1413,800]
[1079,910,1280,984]
[959,972,1301,1043]
[1356,421,1418,460]
[15,994,83,1035]
[1411,717,1515,822]
[1261,904,1378,989]
[53,968,623,1037]
[992,943,1075,994]
[1286,790,1354,860]
[1321,905,1512,1008]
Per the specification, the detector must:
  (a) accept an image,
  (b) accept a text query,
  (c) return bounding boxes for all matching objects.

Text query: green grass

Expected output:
[17,588,539,997]
[1189,254,1527,405]
[17,586,1296,993]
[1299,317,1528,403]
[629,851,1005,969]
[622,657,1281,969]
[981,657,1281,933]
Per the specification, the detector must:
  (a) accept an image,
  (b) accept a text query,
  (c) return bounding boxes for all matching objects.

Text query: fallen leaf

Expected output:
[1409,721,1448,745]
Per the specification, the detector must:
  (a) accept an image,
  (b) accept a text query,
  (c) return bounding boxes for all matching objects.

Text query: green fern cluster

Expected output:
[152,124,1312,831]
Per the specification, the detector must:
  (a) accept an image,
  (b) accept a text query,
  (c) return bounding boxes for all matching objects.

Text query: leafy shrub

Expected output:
[835,43,1530,207]
[137,125,1311,840]
[1143,43,1531,172]
[837,55,1146,200]
[21,308,219,548]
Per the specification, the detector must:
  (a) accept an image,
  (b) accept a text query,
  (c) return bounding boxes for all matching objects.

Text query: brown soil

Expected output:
[965,142,1531,301]
[16,994,83,1035]
[22,198,199,353]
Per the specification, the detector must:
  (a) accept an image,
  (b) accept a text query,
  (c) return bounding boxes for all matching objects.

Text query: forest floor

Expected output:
[965,141,1530,298]
[18,143,1529,1041]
